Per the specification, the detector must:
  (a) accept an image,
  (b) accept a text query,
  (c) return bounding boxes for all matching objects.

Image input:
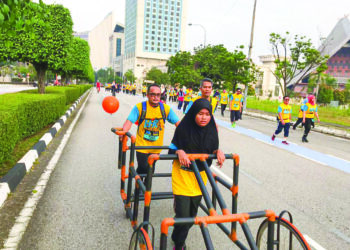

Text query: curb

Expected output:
[0,90,90,208]
[243,110,350,139]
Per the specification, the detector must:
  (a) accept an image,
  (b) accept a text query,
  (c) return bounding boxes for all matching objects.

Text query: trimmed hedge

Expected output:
[0,84,91,165]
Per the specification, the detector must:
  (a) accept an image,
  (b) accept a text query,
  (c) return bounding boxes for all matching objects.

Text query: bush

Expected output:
[333,89,346,105]
[0,84,91,165]
[317,84,333,104]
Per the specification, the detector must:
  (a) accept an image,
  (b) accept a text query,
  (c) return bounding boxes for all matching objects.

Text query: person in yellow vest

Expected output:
[229,88,243,128]
[122,84,126,93]
[292,94,315,130]
[271,96,292,145]
[132,83,137,95]
[301,95,320,143]
[220,89,229,117]
[126,84,130,94]
[168,87,174,102]
[121,84,180,175]
[184,78,218,115]
[183,87,193,113]
[142,84,147,97]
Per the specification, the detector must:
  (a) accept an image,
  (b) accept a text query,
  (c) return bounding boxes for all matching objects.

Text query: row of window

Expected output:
[146,0,181,6]
[145,28,179,34]
[146,7,181,12]
[144,46,178,53]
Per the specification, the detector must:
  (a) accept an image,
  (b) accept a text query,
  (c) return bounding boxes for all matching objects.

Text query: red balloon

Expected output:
[102,96,119,114]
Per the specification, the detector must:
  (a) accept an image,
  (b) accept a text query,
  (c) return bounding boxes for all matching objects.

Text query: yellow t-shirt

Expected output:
[191,96,218,114]
[135,102,171,153]
[278,103,292,123]
[230,93,243,111]
[172,160,208,196]
[305,103,317,118]
[142,86,147,93]
[220,93,229,104]
[184,89,193,102]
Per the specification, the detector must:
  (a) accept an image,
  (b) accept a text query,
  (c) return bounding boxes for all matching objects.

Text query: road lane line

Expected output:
[294,153,328,166]
[2,91,92,250]
[303,234,327,250]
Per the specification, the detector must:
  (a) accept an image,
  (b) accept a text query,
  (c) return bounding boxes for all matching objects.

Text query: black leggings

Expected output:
[221,104,227,116]
[171,195,202,249]
[303,118,313,136]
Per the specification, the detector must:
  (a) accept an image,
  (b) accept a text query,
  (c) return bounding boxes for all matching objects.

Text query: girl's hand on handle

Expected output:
[215,149,226,168]
[176,150,191,168]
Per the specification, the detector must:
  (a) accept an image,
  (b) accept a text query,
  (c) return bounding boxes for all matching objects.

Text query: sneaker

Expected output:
[173,244,186,250]
[271,135,275,141]
[231,123,236,128]
[292,126,296,130]
[282,141,289,145]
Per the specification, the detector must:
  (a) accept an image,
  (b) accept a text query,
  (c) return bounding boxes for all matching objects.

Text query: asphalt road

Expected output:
[6,89,350,249]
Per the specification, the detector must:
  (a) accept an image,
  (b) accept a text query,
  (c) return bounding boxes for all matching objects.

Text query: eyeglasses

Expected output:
[149,93,161,98]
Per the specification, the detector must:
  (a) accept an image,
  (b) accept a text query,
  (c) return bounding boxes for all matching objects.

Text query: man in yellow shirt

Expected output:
[184,78,218,114]
[301,95,320,143]
[229,88,243,128]
[220,89,229,117]
[271,96,292,145]
[121,84,180,175]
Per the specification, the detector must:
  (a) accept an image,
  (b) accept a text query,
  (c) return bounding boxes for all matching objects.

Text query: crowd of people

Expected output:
[100,78,320,249]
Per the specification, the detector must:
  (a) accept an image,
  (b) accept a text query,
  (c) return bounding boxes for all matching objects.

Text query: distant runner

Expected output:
[220,89,229,117]
[271,96,292,145]
[301,95,320,143]
[229,88,243,128]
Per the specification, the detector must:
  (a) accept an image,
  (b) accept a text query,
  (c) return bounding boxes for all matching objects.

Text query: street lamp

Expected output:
[188,23,206,47]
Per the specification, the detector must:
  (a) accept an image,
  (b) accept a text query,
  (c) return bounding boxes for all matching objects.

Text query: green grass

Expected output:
[0,124,53,178]
[246,97,350,128]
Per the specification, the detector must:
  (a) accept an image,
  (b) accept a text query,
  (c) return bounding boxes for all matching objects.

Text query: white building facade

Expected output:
[124,0,188,83]
[256,55,283,99]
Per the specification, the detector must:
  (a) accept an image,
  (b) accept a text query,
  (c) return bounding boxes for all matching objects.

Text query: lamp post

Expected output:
[188,23,207,47]
[243,0,258,111]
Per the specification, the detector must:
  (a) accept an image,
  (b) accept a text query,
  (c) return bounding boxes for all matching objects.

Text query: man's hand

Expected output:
[176,150,191,168]
[302,119,305,124]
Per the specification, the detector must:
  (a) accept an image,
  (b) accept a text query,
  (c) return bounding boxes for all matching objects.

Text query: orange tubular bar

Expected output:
[222,208,230,215]
[233,154,240,166]
[194,213,250,226]
[187,154,209,161]
[131,135,136,143]
[120,190,127,201]
[131,220,138,227]
[121,166,127,181]
[230,185,239,196]
[148,154,160,166]
[144,191,152,206]
[209,208,218,216]
[265,210,276,222]
[229,231,238,241]
[161,218,175,235]
[122,136,128,151]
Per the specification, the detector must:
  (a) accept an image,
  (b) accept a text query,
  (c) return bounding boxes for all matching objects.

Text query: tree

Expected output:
[193,45,228,87]
[62,37,93,83]
[269,32,329,96]
[0,3,73,93]
[124,69,136,83]
[333,89,346,105]
[146,67,170,85]
[96,67,115,83]
[166,51,201,87]
[220,48,260,92]
[317,84,333,104]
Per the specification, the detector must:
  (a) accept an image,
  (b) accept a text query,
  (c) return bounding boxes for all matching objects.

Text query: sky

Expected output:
[41,0,350,63]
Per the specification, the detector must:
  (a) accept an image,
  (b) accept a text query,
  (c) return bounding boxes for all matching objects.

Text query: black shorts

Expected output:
[230,110,241,122]
[136,152,157,175]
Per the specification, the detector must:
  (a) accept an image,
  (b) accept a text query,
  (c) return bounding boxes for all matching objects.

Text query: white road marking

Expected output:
[326,154,350,164]
[303,234,327,250]
[255,138,273,146]
[211,165,262,186]
[294,153,328,166]
[2,91,91,250]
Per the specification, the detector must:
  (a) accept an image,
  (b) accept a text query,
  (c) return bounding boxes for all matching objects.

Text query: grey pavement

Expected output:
[1,89,349,249]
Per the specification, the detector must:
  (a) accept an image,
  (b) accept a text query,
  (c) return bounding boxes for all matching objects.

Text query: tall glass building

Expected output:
[124,0,187,83]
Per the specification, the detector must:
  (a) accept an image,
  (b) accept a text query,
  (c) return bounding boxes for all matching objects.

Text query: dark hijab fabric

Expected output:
[170,98,219,170]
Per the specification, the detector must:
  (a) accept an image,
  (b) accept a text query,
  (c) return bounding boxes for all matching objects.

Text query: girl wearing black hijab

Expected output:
[168,98,225,250]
